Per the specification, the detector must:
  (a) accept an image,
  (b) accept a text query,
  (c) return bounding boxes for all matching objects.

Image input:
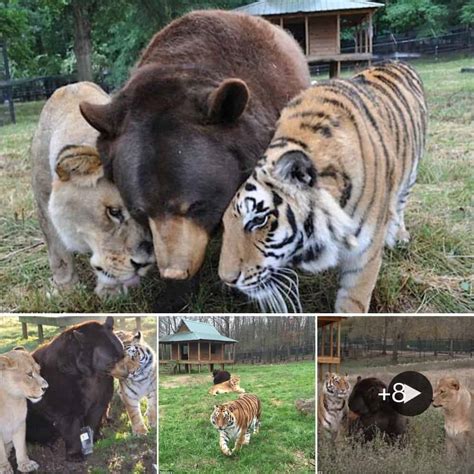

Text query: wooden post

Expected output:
[177,343,181,361]
[305,15,309,56]
[336,14,340,54]
[337,320,342,373]
[221,344,224,362]
[198,341,201,363]
[135,317,141,331]
[329,61,340,78]
[209,343,211,361]
[38,325,44,343]
[279,16,283,28]
[22,323,28,339]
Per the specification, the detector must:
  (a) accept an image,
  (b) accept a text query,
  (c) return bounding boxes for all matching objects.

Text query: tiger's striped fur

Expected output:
[219,61,427,313]
[210,394,261,456]
[318,372,350,441]
[117,331,157,435]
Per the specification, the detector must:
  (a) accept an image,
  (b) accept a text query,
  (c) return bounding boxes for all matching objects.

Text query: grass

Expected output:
[318,355,474,473]
[159,361,315,473]
[0,316,157,473]
[0,54,472,312]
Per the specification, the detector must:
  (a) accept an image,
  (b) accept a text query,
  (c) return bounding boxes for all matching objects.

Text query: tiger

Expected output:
[115,331,157,435]
[318,372,351,441]
[210,393,262,456]
[208,375,245,396]
[218,60,427,313]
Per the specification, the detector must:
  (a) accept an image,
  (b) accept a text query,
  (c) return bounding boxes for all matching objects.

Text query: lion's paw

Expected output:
[17,459,39,472]
[95,283,125,299]
[0,461,13,474]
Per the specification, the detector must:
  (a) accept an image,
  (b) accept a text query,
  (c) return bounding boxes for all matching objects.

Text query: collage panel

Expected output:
[0,315,157,474]
[158,315,316,473]
[317,315,474,474]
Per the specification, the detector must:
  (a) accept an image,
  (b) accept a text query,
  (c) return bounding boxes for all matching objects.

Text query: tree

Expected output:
[384,0,449,36]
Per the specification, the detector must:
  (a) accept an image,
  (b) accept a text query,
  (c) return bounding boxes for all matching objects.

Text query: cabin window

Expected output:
[211,344,217,354]
[180,344,188,360]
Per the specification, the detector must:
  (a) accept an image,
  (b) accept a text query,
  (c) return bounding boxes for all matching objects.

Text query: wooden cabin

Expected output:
[159,319,237,373]
[236,0,383,77]
[318,316,346,380]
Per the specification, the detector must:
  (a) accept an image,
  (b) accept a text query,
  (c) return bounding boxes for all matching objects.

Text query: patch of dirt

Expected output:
[160,374,210,389]
[270,398,283,407]
[293,449,314,468]
[350,363,474,388]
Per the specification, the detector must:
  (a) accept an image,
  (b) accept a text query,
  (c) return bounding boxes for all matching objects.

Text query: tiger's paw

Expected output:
[396,228,411,245]
[17,459,39,473]
[132,424,148,436]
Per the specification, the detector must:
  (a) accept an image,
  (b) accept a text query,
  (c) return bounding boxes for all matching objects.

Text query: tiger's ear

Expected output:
[273,150,316,188]
[325,372,331,380]
[133,331,142,343]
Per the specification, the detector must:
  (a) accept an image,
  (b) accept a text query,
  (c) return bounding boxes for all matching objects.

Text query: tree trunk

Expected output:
[72,0,93,81]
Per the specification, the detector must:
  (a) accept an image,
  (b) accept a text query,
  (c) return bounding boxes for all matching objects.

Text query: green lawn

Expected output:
[0,316,157,473]
[0,54,472,312]
[159,361,315,473]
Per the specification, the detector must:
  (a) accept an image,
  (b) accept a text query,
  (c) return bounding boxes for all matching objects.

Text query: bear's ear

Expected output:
[0,355,16,370]
[207,78,249,123]
[104,317,114,330]
[80,101,116,137]
[274,150,317,188]
[73,330,86,344]
[13,346,25,351]
[357,376,362,383]
[55,146,103,187]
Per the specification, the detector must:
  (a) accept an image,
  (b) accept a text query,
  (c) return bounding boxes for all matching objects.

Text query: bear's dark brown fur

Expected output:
[212,369,231,385]
[80,10,310,285]
[26,317,124,462]
[348,376,408,442]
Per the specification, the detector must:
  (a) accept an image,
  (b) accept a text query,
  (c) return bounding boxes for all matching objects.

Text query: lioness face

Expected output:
[229,376,240,387]
[49,149,155,290]
[432,377,461,409]
[0,349,48,403]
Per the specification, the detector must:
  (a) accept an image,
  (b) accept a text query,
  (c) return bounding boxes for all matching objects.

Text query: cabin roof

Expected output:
[160,319,238,343]
[236,0,383,16]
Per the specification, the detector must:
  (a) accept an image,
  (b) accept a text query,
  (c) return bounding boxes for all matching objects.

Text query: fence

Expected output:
[341,336,474,360]
[236,343,315,364]
[0,42,15,125]
[310,26,473,75]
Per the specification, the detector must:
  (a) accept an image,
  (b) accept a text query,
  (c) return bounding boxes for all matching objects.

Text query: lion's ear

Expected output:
[449,379,460,391]
[0,355,16,370]
[55,146,103,187]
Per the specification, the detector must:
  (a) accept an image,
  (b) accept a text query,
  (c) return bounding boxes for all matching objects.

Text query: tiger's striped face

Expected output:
[211,405,235,431]
[219,144,357,312]
[324,372,350,399]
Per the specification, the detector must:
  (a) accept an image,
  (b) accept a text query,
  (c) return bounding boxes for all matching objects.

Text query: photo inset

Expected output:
[159,316,315,472]
[318,316,474,473]
[0,315,157,473]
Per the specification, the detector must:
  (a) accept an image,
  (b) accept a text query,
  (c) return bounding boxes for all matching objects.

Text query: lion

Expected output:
[31,82,155,298]
[0,348,48,473]
[432,376,474,467]
[208,375,245,396]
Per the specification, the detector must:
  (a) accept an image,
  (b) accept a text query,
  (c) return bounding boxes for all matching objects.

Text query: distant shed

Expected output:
[159,319,237,373]
[236,0,383,76]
